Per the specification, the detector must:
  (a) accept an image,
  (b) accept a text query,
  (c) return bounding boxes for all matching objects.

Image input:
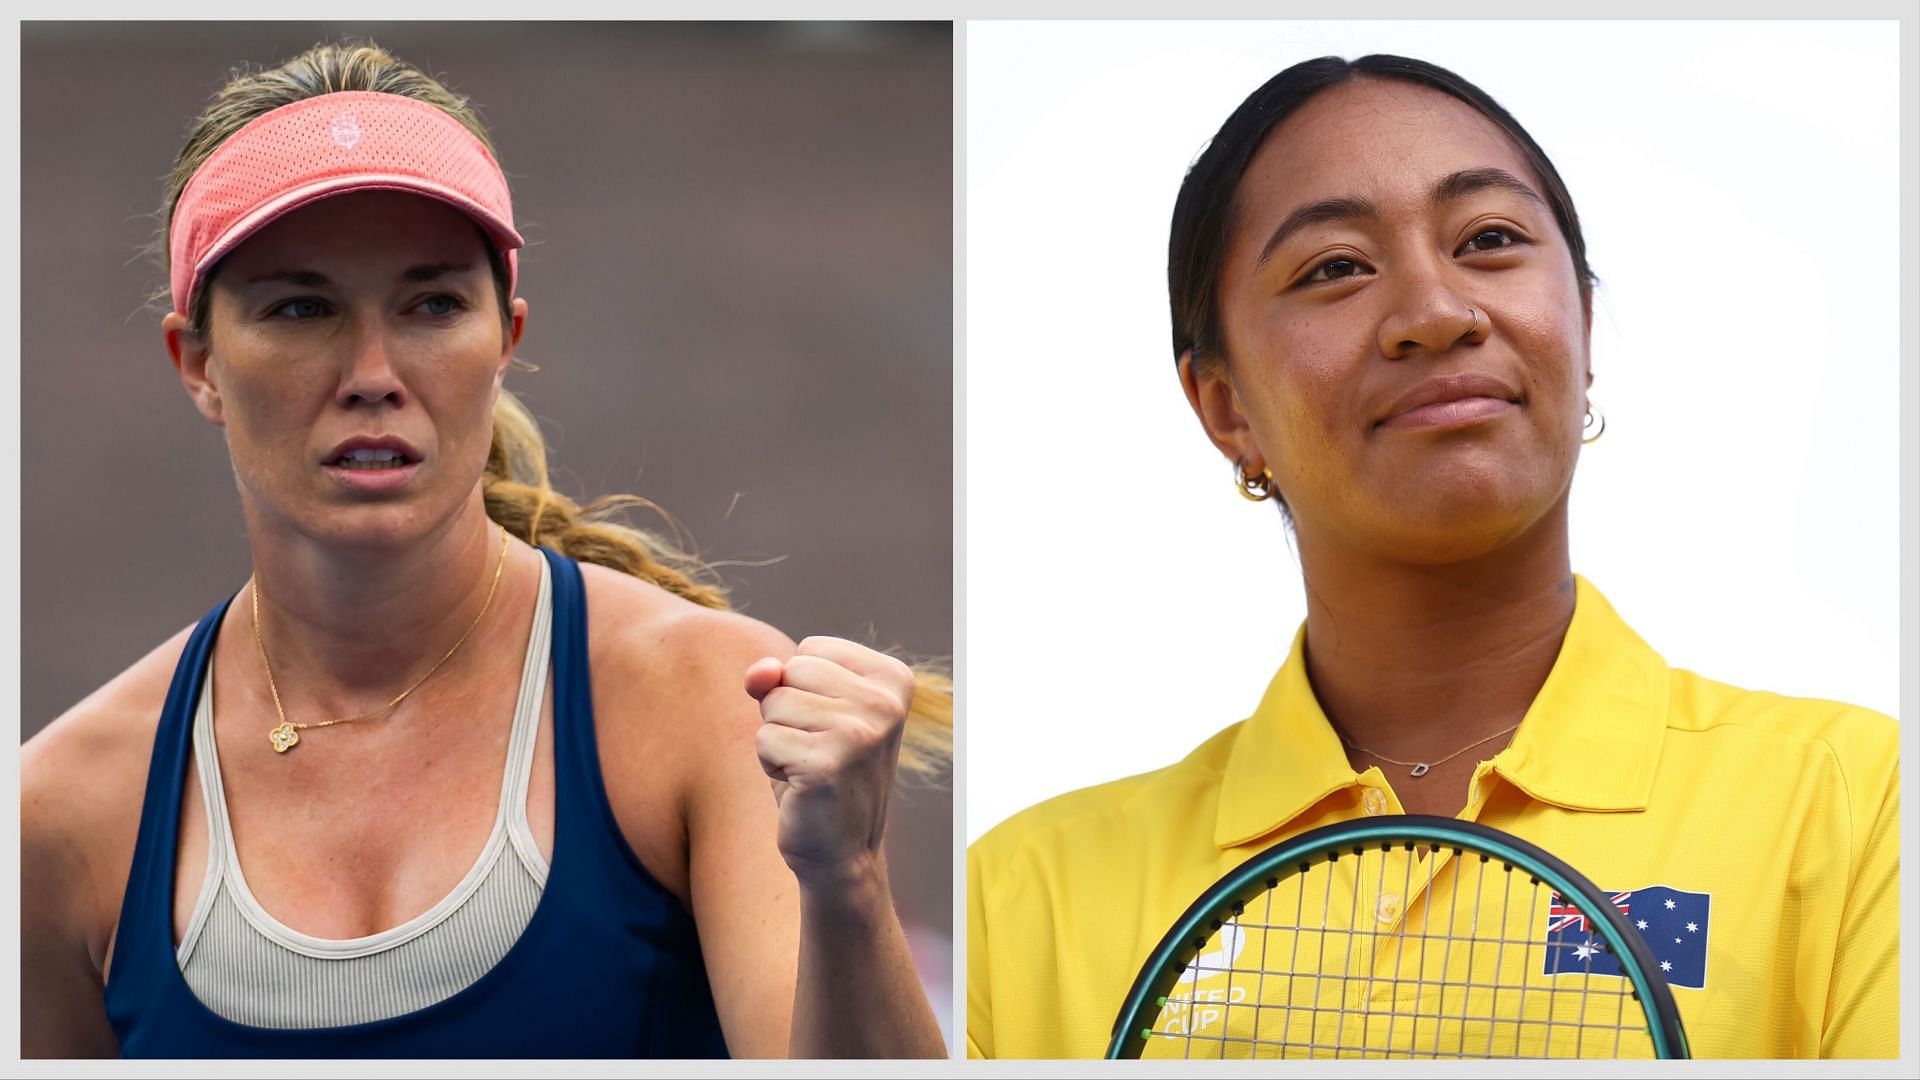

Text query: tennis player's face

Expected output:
[1189,79,1591,563]
[180,191,522,547]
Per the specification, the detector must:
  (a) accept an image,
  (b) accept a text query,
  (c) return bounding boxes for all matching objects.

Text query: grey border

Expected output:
[1899,5,1918,1076]
[1,8,23,1060]
[950,16,971,1066]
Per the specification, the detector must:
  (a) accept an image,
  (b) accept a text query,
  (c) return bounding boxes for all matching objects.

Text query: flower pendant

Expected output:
[269,723,300,754]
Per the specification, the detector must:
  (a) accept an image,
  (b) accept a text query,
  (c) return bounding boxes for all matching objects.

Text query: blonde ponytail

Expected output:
[484,390,952,778]
[483,390,729,608]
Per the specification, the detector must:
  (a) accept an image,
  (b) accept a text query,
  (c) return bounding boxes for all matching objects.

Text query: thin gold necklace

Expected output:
[253,526,511,754]
[1338,722,1521,779]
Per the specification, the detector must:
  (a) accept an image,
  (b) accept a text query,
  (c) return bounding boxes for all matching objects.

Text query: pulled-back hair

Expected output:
[154,40,951,776]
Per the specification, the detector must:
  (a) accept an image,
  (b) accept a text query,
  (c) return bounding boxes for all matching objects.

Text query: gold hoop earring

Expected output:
[1234,461,1275,502]
[1583,401,1606,444]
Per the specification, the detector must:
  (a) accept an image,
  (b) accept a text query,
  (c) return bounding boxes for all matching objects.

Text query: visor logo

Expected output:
[330,113,363,149]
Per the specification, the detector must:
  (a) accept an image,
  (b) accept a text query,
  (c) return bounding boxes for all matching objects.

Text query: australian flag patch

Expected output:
[1540,885,1711,990]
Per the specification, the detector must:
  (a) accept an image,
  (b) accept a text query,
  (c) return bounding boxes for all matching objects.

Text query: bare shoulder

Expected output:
[24,624,195,838]
[22,624,198,963]
[579,560,797,721]
[575,562,795,899]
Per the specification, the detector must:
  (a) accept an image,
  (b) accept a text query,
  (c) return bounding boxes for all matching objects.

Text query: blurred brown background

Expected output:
[20,19,953,1033]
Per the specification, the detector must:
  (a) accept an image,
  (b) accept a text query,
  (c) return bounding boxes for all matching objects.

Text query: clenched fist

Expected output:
[744,637,915,887]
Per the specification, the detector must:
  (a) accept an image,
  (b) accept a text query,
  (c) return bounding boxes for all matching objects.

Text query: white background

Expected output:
[965,20,1902,842]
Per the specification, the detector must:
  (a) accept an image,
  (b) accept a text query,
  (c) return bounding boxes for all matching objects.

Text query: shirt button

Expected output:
[1376,893,1401,923]
[1362,788,1389,816]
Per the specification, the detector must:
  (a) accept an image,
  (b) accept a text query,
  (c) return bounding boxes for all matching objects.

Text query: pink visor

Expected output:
[168,90,523,317]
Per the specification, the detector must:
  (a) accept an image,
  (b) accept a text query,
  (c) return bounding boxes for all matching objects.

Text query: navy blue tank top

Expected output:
[105,547,731,1058]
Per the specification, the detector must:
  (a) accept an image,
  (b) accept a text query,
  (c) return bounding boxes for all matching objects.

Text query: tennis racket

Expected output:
[1107,815,1690,1059]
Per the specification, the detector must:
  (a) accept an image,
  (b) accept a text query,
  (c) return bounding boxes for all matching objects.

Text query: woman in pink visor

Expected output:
[21,41,949,1059]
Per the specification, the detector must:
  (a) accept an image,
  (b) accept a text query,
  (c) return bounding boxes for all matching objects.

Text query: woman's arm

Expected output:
[599,598,942,1058]
[20,631,187,1058]
[21,822,120,1057]
[20,711,140,1058]
[745,637,945,1058]
[1817,711,1900,1059]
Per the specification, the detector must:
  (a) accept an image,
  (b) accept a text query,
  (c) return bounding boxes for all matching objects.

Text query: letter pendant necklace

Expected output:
[1338,722,1521,778]
[253,527,510,754]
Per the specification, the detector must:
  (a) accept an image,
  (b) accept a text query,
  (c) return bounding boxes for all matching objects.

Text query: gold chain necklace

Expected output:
[253,527,511,754]
[1338,722,1521,779]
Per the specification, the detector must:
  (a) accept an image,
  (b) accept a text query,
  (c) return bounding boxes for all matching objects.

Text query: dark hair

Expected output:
[1168,54,1596,368]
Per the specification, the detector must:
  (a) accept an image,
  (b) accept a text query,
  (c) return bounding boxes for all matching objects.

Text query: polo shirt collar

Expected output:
[1214,574,1669,850]
[1212,621,1355,850]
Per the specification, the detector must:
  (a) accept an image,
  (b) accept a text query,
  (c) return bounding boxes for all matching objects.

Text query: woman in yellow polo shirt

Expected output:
[967,53,1899,1060]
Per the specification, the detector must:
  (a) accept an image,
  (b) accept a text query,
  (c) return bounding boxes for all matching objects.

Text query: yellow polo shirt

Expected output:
[967,576,1899,1059]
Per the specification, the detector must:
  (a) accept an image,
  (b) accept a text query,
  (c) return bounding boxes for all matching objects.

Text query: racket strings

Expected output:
[1146,845,1654,1059]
